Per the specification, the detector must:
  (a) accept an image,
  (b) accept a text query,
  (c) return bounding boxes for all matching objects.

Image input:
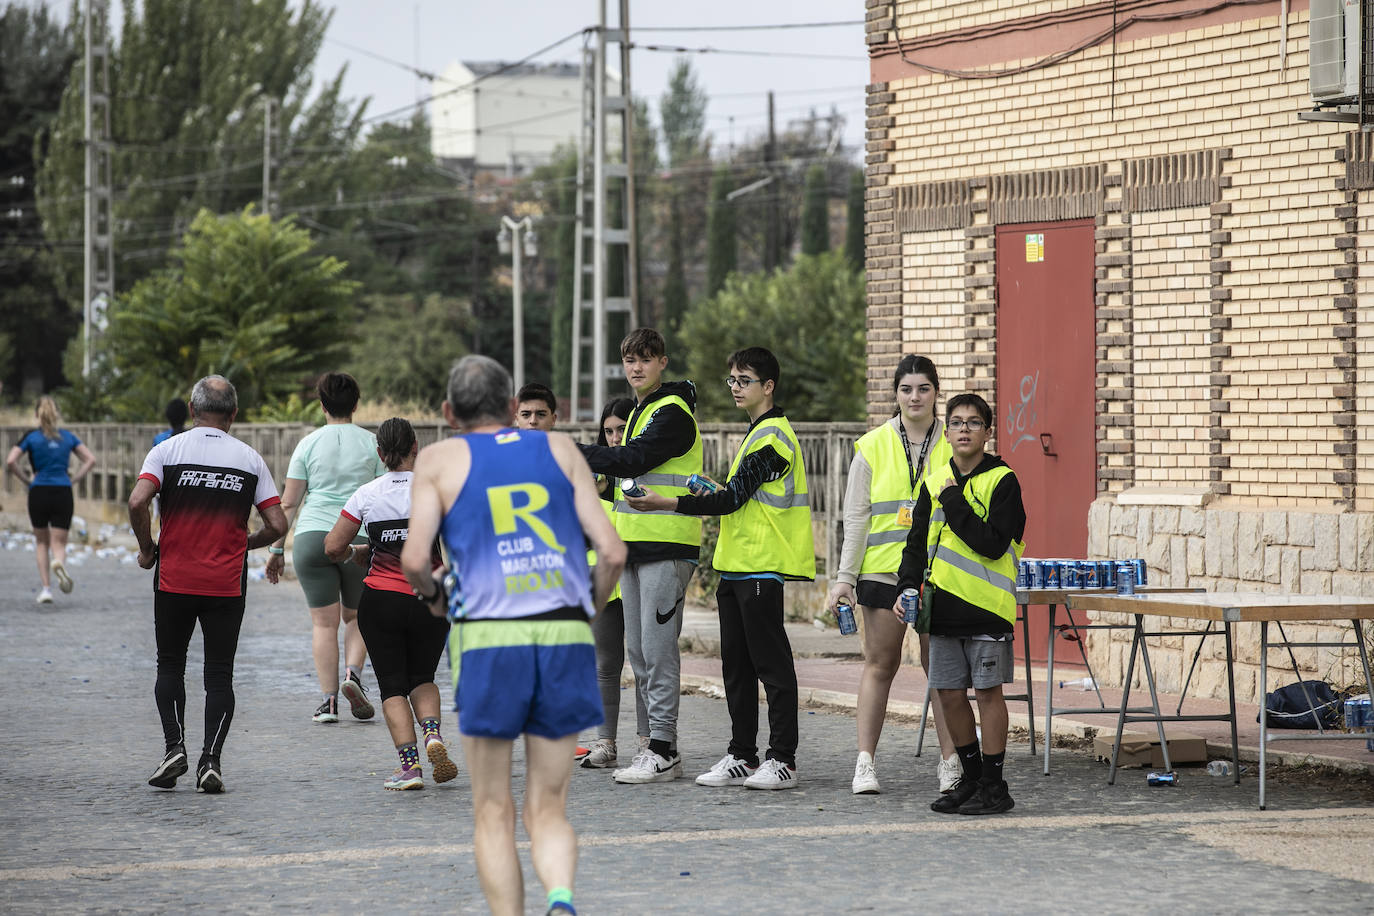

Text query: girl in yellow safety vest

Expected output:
[825,355,959,796]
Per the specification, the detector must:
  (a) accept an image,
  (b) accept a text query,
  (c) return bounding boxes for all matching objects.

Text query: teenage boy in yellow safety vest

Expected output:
[896,392,1025,816]
[577,328,703,784]
[627,347,814,790]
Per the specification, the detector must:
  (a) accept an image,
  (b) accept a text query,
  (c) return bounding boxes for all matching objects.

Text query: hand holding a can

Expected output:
[825,581,856,615]
[623,485,676,512]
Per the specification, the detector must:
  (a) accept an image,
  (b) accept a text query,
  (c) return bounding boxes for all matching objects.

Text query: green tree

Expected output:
[0,2,78,399]
[845,167,865,271]
[97,206,359,418]
[662,191,688,335]
[346,292,474,408]
[801,163,830,257]
[659,58,707,169]
[705,166,736,298]
[679,252,865,422]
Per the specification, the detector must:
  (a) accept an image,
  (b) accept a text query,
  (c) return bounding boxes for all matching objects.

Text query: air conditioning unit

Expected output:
[1311,0,1362,103]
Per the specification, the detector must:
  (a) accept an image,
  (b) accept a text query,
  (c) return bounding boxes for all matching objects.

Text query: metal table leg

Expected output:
[1043,602,1056,776]
[1108,615,1144,785]
[1136,623,1172,773]
[1224,621,1240,787]
[1259,620,1269,810]
[1022,604,1036,756]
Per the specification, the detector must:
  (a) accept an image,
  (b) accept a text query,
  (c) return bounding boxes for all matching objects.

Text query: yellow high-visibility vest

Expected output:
[855,422,953,575]
[922,463,1024,625]
[612,394,703,548]
[587,499,621,603]
[712,415,815,579]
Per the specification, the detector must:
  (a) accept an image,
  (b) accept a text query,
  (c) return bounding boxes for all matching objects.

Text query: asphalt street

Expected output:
[2,544,1373,914]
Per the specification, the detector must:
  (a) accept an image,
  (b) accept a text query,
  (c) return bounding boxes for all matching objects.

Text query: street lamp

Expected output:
[499,215,538,391]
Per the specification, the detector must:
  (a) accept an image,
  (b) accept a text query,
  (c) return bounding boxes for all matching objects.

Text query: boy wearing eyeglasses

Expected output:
[626,347,814,790]
[895,392,1025,815]
[577,328,703,784]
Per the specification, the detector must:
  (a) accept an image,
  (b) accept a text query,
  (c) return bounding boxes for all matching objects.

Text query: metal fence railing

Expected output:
[2,421,869,576]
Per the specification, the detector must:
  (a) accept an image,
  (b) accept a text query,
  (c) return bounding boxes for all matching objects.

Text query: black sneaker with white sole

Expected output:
[196,758,224,794]
[930,776,979,814]
[148,746,188,789]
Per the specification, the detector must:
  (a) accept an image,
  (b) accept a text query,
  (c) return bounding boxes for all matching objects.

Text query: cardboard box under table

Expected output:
[1066,591,1374,810]
[1091,729,1208,769]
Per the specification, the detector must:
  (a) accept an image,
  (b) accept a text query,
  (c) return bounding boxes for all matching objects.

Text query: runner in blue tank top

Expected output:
[404,355,624,916]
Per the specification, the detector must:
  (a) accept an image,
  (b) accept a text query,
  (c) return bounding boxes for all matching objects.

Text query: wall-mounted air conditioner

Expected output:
[1311,0,1361,103]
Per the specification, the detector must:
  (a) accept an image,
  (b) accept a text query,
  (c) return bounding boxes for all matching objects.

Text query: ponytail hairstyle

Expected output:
[890,354,940,416]
[376,417,417,471]
[36,396,61,441]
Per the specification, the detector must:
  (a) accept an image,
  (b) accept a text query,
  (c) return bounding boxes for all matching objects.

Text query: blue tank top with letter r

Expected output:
[441,429,594,621]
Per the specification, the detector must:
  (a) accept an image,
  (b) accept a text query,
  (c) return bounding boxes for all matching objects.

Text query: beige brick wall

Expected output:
[899,228,969,409]
[1132,206,1212,484]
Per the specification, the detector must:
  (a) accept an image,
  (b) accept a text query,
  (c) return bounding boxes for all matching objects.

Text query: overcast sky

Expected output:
[312,1,870,158]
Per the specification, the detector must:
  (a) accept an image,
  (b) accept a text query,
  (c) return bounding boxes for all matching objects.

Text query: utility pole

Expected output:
[262,97,276,217]
[499,215,537,392]
[764,90,780,271]
[570,0,637,421]
[82,0,114,379]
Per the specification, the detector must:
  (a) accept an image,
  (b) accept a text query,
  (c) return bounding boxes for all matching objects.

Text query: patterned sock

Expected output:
[397,742,419,770]
[546,887,575,915]
[420,717,442,742]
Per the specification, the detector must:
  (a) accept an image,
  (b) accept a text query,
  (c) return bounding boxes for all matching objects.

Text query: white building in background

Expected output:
[430,60,620,176]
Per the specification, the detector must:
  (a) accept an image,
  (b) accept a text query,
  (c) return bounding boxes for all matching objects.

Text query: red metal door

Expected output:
[995,220,1097,663]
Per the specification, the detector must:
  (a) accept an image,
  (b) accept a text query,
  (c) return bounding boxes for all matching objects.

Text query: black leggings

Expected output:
[154,590,246,760]
[355,586,450,701]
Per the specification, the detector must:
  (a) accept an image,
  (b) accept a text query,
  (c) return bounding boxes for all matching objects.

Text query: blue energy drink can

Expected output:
[620,478,646,498]
[1078,561,1100,588]
[1060,560,1081,589]
[686,473,719,495]
[1116,562,1135,595]
[1042,559,1061,589]
[834,601,858,636]
[1017,561,1031,589]
[1132,558,1148,587]
[1098,560,1116,588]
[1147,771,1177,787]
[1027,560,1045,589]
[900,587,920,625]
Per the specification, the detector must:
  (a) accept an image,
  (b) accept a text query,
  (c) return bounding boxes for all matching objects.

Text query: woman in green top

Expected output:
[266,373,386,723]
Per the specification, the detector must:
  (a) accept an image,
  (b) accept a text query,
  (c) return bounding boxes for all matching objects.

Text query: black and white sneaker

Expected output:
[196,758,224,794]
[695,753,757,787]
[613,749,683,784]
[339,672,375,720]
[148,746,188,789]
[743,758,797,790]
[312,696,339,724]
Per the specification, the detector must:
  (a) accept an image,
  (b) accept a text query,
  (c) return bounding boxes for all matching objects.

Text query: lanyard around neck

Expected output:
[898,419,936,496]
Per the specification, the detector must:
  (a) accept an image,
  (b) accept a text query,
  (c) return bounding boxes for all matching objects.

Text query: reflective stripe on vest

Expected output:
[612,394,703,547]
[923,463,1023,625]
[712,416,816,579]
[855,422,953,576]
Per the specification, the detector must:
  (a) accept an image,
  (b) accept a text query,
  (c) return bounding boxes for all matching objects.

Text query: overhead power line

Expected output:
[632,43,865,62]
[634,21,863,32]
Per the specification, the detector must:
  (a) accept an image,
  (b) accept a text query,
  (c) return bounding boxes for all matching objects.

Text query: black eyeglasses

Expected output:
[946,418,987,431]
[724,376,760,389]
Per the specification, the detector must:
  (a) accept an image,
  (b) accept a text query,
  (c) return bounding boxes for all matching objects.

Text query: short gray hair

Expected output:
[191,375,238,416]
[446,356,512,425]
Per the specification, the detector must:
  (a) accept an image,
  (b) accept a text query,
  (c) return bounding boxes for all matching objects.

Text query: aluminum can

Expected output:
[900,587,920,625]
[834,601,858,636]
[620,478,646,498]
[1060,560,1081,589]
[1098,560,1116,587]
[1042,559,1061,589]
[1131,558,1148,586]
[1017,561,1031,590]
[686,473,719,495]
[1027,559,1045,589]
[1116,562,1135,595]
[1078,560,1100,589]
[1146,771,1177,787]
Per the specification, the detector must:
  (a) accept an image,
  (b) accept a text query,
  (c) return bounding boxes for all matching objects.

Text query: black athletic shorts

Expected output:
[856,579,900,611]
[28,485,74,530]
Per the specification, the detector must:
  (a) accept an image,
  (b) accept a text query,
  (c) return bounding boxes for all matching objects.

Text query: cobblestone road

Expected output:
[2,546,1373,914]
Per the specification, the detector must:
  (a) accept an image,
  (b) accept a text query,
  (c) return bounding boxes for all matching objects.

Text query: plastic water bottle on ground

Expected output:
[1205,760,1233,777]
[1059,676,1096,690]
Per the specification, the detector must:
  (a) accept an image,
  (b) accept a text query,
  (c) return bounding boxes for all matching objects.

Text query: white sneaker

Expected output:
[580,738,618,769]
[695,753,757,787]
[36,587,54,605]
[743,758,797,790]
[852,753,880,795]
[938,753,961,793]
[51,561,73,593]
[613,749,683,784]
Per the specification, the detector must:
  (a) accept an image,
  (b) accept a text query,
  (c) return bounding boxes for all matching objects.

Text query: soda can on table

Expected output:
[900,587,920,625]
[1098,560,1116,587]
[1042,559,1061,589]
[1116,561,1135,595]
[1131,558,1148,586]
[1078,560,1100,589]
[834,601,858,636]
[1027,559,1045,589]
[1060,560,1081,589]
[1017,561,1031,590]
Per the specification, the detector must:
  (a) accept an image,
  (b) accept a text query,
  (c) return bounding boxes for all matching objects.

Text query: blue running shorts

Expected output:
[450,617,603,740]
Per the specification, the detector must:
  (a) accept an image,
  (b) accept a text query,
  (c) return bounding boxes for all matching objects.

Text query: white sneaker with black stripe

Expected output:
[612,749,682,784]
[694,753,757,787]
[743,758,797,790]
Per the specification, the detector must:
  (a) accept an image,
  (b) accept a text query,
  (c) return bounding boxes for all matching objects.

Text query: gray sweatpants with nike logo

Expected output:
[619,559,695,746]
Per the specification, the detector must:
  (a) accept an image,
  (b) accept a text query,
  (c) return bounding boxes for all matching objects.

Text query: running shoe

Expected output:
[384,765,424,790]
[579,738,618,769]
[425,736,458,783]
[574,745,591,762]
[36,588,53,605]
[938,753,961,793]
[339,671,375,720]
[694,753,757,787]
[613,749,682,784]
[957,778,1015,816]
[148,746,188,789]
[196,758,224,794]
[930,777,980,814]
[852,754,880,795]
[312,696,339,724]
[743,758,797,790]
[51,560,73,594]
